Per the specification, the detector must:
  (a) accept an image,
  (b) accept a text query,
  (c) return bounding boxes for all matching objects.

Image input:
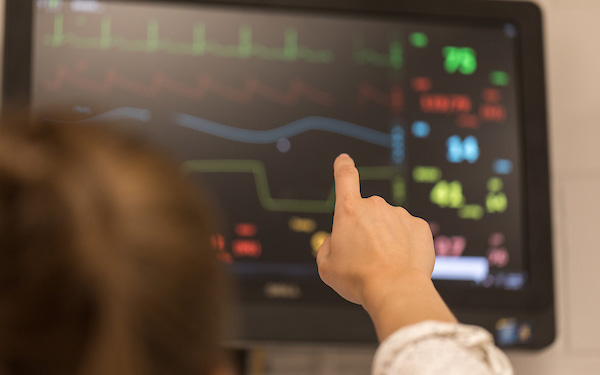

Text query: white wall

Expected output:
[1,0,598,374]
[508,0,600,371]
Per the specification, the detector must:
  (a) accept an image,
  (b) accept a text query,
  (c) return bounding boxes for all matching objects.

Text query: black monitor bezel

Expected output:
[2,0,554,348]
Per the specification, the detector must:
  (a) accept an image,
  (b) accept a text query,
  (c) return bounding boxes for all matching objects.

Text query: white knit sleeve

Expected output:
[372,321,513,375]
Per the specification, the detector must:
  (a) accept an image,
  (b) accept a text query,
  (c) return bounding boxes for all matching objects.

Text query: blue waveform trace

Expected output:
[176,113,391,147]
[47,107,152,123]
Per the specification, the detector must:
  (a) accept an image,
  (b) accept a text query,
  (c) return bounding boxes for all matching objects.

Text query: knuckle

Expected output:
[414,217,432,232]
[395,205,409,216]
[414,216,428,227]
[367,195,387,206]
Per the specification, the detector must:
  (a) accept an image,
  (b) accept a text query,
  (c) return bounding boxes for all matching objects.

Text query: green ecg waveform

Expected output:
[44,14,335,63]
[182,159,403,213]
[354,36,403,71]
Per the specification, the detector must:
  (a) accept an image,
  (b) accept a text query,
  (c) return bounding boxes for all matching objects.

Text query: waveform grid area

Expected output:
[176,113,392,147]
[45,14,334,63]
[45,64,335,106]
[182,159,399,213]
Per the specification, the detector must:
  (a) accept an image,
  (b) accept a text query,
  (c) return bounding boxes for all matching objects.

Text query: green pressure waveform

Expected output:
[182,159,404,213]
[353,36,403,71]
[44,14,334,63]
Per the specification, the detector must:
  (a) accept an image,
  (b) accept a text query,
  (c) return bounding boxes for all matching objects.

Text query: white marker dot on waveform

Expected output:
[277,138,291,153]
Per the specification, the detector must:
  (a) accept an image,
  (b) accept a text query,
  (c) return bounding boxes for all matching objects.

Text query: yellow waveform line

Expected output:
[182,159,400,213]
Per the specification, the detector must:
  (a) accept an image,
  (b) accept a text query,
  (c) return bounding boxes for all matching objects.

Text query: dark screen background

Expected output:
[31,0,526,298]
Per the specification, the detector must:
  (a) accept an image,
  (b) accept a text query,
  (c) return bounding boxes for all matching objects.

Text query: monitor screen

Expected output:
[31,0,525,292]
[5,0,554,347]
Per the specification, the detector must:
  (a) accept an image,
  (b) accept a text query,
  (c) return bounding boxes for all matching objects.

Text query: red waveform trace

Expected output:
[420,93,472,114]
[357,82,404,114]
[44,61,335,106]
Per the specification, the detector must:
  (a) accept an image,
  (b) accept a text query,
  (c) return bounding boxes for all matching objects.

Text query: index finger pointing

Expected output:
[334,154,361,201]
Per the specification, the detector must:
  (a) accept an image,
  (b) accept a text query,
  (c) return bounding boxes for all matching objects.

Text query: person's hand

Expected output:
[316,154,456,340]
[316,153,434,305]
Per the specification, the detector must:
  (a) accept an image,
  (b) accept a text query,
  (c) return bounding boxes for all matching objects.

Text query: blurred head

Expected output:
[0,118,224,374]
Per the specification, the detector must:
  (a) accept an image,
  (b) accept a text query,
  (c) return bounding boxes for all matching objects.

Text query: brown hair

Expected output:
[0,119,224,374]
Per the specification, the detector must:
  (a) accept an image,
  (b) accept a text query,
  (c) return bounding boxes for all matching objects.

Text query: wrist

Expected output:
[361,269,433,314]
[361,269,457,341]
